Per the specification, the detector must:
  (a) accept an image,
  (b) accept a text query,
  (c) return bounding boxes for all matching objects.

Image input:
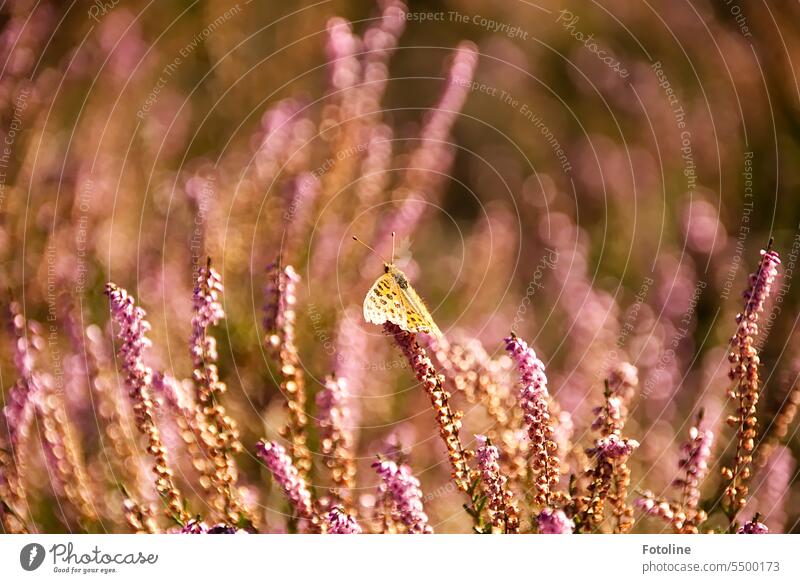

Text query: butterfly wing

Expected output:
[363,265,444,339]
[363,272,409,330]
[398,283,443,339]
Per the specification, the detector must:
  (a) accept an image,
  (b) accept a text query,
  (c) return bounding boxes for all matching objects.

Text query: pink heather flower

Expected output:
[316,375,352,440]
[105,283,154,400]
[725,246,781,519]
[364,1,406,54]
[418,42,479,144]
[254,98,304,183]
[326,17,361,91]
[191,262,225,362]
[375,42,478,257]
[152,372,194,417]
[591,395,622,432]
[729,246,781,370]
[181,519,208,534]
[674,425,714,511]
[608,361,638,403]
[746,445,795,533]
[326,507,362,534]
[634,493,675,522]
[358,1,406,121]
[180,519,248,534]
[4,302,43,445]
[738,518,769,534]
[316,374,356,504]
[106,283,188,521]
[333,307,369,421]
[263,262,300,341]
[505,333,561,505]
[255,440,316,526]
[263,261,312,479]
[589,433,640,460]
[537,508,574,534]
[742,248,781,322]
[475,435,519,533]
[189,262,243,491]
[384,323,471,491]
[372,459,432,534]
[681,196,726,256]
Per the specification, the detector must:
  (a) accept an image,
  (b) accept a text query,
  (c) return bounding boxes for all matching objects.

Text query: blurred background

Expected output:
[1,0,799,533]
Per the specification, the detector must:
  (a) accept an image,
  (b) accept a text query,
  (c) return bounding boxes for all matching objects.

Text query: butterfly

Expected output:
[354,233,443,339]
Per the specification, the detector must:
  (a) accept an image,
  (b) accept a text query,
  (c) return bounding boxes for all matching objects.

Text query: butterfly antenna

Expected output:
[352,236,387,263]
[391,231,396,264]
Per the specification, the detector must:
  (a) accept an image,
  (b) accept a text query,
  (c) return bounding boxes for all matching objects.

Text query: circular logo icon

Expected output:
[20,543,46,571]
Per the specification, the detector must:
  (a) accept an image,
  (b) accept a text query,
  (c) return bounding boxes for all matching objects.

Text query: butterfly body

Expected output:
[363,262,442,339]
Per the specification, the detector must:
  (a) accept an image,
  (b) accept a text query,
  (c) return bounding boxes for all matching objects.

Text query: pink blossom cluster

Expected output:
[255,440,315,522]
[325,508,362,534]
[372,459,432,534]
[738,520,769,534]
[105,283,154,397]
[504,334,551,435]
[742,248,781,323]
[263,262,300,342]
[537,508,574,534]
[673,426,714,508]
[191,263,225,361]
[634,494,675,521]
[589,433,640,460]
[475,434,518,532]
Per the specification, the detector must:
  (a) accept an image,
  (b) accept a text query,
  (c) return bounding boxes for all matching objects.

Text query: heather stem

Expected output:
[504,333,563,507]
[383,323,471,492]
[316,374,356,510]
[722,244,780,527]
[190,260,249,525]
[264,261,312,481]
[105,283,189,524]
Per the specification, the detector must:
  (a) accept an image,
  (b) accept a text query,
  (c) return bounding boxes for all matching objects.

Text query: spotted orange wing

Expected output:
[363,272,410,330]
[363,267,442,338]
[396,280,442,339]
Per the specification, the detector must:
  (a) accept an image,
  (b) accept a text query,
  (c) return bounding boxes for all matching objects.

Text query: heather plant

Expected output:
[1,0,800,536]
